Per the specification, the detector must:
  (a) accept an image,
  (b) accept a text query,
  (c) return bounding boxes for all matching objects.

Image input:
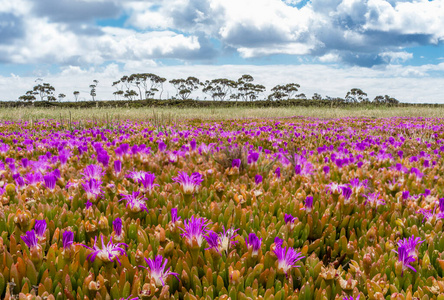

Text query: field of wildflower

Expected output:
[0,116,443,300]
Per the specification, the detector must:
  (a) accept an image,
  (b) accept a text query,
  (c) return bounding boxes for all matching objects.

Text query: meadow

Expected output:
[0,109,443,299]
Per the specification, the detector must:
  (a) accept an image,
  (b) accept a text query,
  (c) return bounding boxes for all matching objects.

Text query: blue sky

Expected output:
[0,0,443,102]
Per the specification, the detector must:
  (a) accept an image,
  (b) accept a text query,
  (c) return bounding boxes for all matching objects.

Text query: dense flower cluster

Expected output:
[0,117,443,299]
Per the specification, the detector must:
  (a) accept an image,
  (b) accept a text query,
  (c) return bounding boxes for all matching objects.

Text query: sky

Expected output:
[0,0,443,103]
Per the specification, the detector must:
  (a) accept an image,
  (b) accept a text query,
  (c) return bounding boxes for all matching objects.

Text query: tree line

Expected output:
[18,74,400,105]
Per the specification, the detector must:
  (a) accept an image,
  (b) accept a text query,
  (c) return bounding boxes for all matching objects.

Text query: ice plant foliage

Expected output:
[1,117,442,298]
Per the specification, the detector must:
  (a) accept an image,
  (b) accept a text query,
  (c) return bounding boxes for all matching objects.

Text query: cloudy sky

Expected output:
[0,0,443,102]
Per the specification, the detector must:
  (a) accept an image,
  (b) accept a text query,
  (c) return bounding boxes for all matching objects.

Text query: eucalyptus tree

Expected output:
[201,78,237,101]
[90,80,99,101]
[374,95,399,105]
[169,76,200,100]
[345,88,368,103]
[73,91,80,102]
[268,83,300,101]
[236,74,266,101]
[18,91,37,102]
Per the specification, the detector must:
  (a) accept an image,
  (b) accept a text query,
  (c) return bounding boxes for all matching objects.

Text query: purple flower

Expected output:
[171,208,181,223]
[34,220,46,240]
[114,160,122,174]
[139,255,179,287]
[172,171,203,194]
[247,152,260,164]
[349,178,368,192]
[158,140,167,152]
[81,235,128,265]
[25,172,43,186]
[245,233,262,256]
[82,164,104,180]
[113,218,123,237]
[43,173,57,191]
[127,170,146,182]
[325,182,344,194]
[343,296,360,300]
[284,213,297,225]
[85,200,93,209]
[180,216,210,247]
[255,174,263,185]
[303,196,314,212]
[274,237,284,248]
[437,198,444,219]
[63,231,74,249]
[323,165,330,174]
[140,173,159,194]
[232,159,241,168]
[417,208,435,222]
[402,190,410,200]
[204,231,220,253]
[341,186,352,201]
[393,235,423,275]
[362,192,386,208]
[119,191,148,213]
[274,245,304,275]
[97,151,110,167]
[274,167,281,178]
[205,226,239,254]
[82,178,103,201]
[21,230,39,249]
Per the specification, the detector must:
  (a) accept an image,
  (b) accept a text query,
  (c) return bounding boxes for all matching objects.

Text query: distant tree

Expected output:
[73,91,80,102]
[374,95,399,105]
[169,76,200,100]
[18,90,37,102]
[268,83,300,101]
[90,80,99,101]
[296,93,306,100]
[312,93,322,100]
[201,78,237,101]
[124,90,138,101]
[236,75,266,101]
[345,88,368,103]
[30,80,56,101]
[58,93,66,102]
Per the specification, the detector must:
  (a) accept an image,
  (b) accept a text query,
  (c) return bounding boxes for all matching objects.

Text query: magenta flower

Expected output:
[245,233,262,256]
[274,237,284,248]
[140,173,159,194]
[362,192,386,208]
[82,164,104,180]
[325,182,345,194]
[34,220,46,240]
[21,230,39,250]
[119,191,148,213]
[341,186,352,201]
[247,151,260,164]
[180,216,210,247]
[25,172,43,186]
[172,171,203,194]
[44,173,57,191]
[113,218,123,237]
[437,198,444,219]
[343,296,360,300]
[139,255,179,287]
[284,213,297,225]
[255,174,263,185]
[303,196,313,212]
[63,231,74,249]
[114,160,122,174]
[171,208,181,223]
[417,208,435,222]
[127,170,147,182]
[393,235,423,275]
[204,226,239,254]
[232,159,241,168]
[81,235,128,265]
[274,245,304,275]
[82,178,103,201]
[274,167,281,178]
